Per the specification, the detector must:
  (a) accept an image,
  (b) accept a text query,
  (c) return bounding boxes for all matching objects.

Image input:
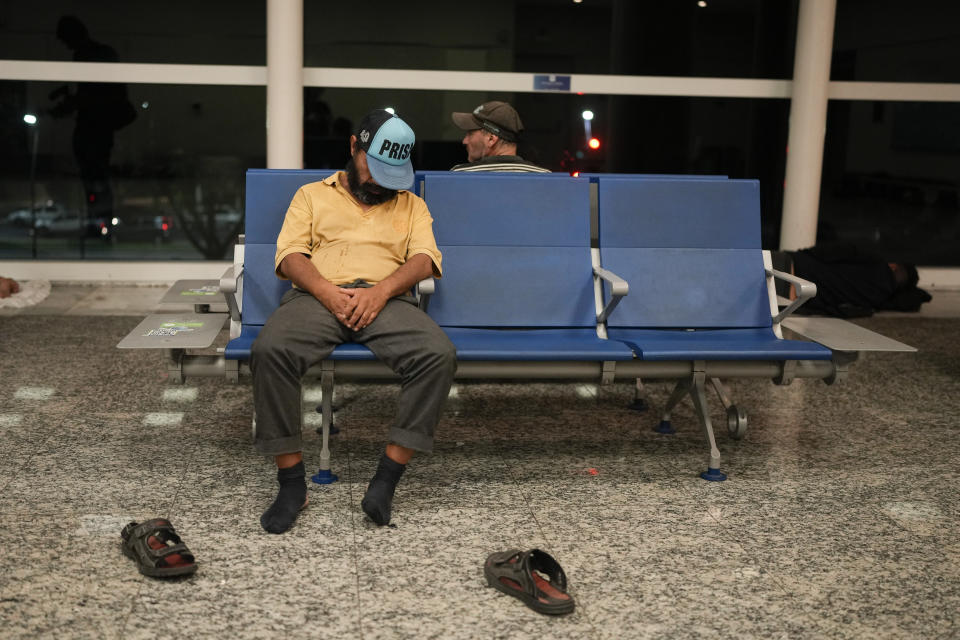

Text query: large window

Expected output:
[823,0,960,265]
[0,81,264,260]
[301,0,796,78]
[2,0,959,266]
[819,99,960,265]
[833,0,960,83]
[0,1,265,65]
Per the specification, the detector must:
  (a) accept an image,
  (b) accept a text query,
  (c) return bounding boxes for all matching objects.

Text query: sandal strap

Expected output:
[128,519,178,540]
[525,549,568,593]
[488,549,559,600]
[124,519,194,568]
[144,541,191,560]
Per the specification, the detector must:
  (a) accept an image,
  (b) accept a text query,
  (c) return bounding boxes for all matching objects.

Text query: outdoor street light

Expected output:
[24,113,40,258]
[581,109,594,141]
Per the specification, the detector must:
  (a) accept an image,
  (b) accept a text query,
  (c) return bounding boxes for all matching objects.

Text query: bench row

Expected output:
[119,170,915,481]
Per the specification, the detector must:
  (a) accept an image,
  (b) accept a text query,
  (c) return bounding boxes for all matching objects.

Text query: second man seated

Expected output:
[450,101,549,173]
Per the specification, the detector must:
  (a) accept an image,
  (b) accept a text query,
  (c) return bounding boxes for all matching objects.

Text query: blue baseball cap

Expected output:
[356,110,415,190]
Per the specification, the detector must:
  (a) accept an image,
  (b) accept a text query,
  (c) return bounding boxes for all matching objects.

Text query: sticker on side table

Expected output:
[143,321,204,337]
[117,312,228,349]
[181,285,219,296]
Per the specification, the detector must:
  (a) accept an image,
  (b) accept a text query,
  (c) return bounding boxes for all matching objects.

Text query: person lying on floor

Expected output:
[251,109,456,534]
[771,243,932,318]
[0,277,20,299]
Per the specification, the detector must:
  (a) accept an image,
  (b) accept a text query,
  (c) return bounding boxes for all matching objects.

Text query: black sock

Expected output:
[260,461,307,534]
[361,454,406,526]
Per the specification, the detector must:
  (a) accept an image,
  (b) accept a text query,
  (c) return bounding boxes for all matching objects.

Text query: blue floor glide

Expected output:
[311,469,339,484]
[653,420,676,434]
[700,468,727,482]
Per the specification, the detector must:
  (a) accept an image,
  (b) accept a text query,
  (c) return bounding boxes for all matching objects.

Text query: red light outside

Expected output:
[588,138,600,150]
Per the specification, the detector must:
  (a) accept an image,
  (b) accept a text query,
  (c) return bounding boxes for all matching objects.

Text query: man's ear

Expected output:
[349,134,357,156]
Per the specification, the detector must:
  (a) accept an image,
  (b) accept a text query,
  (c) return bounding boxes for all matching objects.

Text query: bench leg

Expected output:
[314,401,340,435]
[311,369,339,485]
[628,377,649,412]
[315,392,352,434]
[710,377,748,441]
[710,378,733,409]
[653,379,688,434]
[655,372,727,481]
[164,348,184,385]
[690,371,726,482]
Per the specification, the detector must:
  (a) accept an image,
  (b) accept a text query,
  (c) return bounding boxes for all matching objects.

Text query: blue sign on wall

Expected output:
[534,74,571,92]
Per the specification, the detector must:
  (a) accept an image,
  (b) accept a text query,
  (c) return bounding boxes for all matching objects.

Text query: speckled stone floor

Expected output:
[0,286,958,639]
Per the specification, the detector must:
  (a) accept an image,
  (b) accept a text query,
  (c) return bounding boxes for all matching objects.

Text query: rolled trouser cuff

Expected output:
[388,426,434,453]
[254,433,303,457]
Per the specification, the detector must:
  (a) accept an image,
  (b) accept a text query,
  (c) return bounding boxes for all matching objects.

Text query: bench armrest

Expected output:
[594,266,629,324]
[219,263,244,322]
[766,268,816,324]
[416,277,435,312]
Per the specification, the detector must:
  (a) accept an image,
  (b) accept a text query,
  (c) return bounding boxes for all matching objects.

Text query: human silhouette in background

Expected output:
[49,16,136,226]
[772,243,932,318]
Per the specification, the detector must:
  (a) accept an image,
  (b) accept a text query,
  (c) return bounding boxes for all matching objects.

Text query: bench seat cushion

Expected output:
[444,328,634,361]
[608,327,832,361]
[224,326,377,361]
[226,326,633,362]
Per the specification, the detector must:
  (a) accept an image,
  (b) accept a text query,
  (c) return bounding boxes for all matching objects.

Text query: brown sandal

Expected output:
[484,549,574,615]
[121,519,197,578]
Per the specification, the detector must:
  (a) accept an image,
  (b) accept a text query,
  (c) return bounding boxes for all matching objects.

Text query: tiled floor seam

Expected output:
[492,413,605,636]
[695,472,835,636]
[117,583,147,639]
[0,407,59,495]
[648,438,811,615]
[129,400,203,632]
[343,426,366,640]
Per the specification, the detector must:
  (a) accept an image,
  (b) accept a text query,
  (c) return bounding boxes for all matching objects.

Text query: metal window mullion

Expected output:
[3,60,960,101]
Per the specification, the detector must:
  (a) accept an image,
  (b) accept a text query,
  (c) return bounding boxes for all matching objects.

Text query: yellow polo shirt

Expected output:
[274,172,442,286]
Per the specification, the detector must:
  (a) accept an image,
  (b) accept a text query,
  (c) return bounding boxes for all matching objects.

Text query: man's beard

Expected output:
[345,156,398,205]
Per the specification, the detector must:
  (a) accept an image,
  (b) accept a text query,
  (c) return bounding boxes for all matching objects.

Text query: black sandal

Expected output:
[121,519,197,578]
[484,549,575,615]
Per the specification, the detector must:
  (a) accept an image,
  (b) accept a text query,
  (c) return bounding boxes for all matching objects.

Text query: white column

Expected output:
[779,0,836,250]
[266,0,303,169]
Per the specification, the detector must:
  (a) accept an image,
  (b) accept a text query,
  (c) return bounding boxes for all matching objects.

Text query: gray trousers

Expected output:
[251,288,457,456]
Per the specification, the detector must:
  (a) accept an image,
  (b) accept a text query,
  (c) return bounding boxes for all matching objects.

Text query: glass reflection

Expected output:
[47,16,135,254]
[819,100,960,265]
[0,81,265,260]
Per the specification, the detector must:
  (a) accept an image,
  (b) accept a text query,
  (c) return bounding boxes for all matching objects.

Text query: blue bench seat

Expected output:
[444,327,633,361]
[227,325,632,362]
[608,327,831,361]
[225,326,378,361]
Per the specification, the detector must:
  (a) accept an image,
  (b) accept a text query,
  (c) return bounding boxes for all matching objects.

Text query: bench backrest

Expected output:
[413,170,569,196]
[422,173,594,328]
[598,177,771,329]
[243,170,757,332]
[579,173,728,181]
[243,169,335,327]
